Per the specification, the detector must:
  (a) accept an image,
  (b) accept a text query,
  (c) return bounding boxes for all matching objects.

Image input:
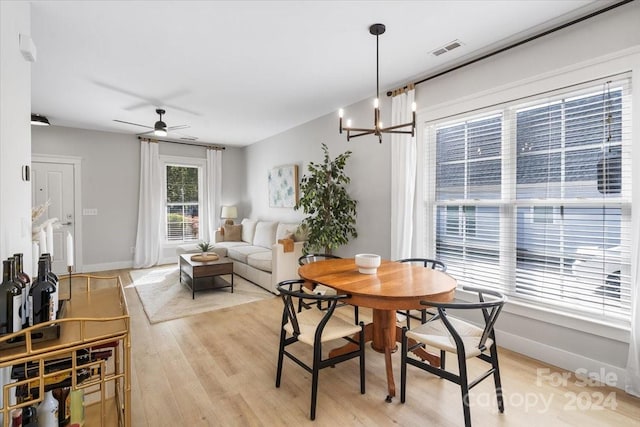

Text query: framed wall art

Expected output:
[268,164,298,208]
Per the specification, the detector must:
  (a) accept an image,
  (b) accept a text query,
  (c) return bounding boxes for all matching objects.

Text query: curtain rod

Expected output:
[386,0,633,96]
[137,136,226,150]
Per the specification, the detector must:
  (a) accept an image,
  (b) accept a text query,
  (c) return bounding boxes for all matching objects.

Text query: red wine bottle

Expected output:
[40,254,59,317]
[1,258,23,334]
[28,259,56,326]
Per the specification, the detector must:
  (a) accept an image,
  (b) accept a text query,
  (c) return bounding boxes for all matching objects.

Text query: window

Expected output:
[164,160,203,242]
[427,76,632,323]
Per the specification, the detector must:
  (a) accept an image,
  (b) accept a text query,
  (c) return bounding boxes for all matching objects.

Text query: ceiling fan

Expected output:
[114,108,198,140]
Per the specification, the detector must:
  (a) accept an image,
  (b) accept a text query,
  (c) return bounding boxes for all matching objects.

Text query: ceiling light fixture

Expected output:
[154,108,168,137]
[339,23,416,144]
[31,114,50,126]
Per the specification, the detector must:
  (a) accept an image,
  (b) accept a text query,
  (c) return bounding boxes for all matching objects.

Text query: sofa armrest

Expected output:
[214,229,224,243]
[271,241,305,294]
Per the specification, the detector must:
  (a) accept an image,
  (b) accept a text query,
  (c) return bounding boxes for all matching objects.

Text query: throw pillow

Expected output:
[223,224,242,241]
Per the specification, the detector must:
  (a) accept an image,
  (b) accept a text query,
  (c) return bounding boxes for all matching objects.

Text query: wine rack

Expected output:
[0,274,131,427]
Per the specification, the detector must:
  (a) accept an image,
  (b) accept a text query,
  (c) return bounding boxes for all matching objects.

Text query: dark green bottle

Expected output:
[0,258,23,335]
[28,259,56,326]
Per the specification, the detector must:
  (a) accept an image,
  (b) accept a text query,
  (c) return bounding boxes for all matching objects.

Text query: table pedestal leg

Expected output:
[327,310,441,402]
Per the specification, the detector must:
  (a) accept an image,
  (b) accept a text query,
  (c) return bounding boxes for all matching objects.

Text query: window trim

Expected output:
[161,155,206,244]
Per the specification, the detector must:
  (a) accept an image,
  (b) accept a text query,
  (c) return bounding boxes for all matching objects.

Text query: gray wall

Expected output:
[32,126,245,270]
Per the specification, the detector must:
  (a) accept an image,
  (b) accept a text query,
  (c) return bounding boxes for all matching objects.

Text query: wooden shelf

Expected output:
[0,274,131,427]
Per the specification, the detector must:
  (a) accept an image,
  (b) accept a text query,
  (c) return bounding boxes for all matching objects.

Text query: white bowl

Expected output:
[355,253,381,274]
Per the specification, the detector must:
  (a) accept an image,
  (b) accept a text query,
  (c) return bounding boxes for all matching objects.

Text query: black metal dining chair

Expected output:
[298,254,361,324]
[400,286,507,427]
[275,279,366,420]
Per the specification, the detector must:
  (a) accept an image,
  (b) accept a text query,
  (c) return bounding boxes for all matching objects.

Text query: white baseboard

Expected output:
[80,260,133,273]
[498,329,628,390]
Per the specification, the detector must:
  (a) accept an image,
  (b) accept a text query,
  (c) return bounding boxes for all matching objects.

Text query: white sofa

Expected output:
[177,219,305,294]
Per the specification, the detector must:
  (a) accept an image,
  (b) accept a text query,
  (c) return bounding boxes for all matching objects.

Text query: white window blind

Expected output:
[428,75,632,322]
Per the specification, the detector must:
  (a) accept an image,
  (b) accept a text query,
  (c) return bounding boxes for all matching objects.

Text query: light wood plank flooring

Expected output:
[106,268,639,426]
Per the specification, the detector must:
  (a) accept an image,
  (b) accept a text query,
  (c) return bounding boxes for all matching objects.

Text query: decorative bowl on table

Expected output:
[355,253,381,274]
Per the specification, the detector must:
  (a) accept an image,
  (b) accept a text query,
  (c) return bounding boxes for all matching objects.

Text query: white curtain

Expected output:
[390,87,417,260]
[626,142,640,396]
[627,216,640,396]
[204,148,222,242]
[133,140,162,268]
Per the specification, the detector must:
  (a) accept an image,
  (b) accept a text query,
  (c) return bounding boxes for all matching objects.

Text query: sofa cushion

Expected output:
[227,245,270,264]
[241,219,257,243]
[247,251,272,273]
[253,221,278,249]
[223,224,242,241]
[276,223,300,241]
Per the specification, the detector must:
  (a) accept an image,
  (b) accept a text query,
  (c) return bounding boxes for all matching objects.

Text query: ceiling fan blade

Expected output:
[167,124,190,131]
[136,130,155,136]
[114,119,153,129]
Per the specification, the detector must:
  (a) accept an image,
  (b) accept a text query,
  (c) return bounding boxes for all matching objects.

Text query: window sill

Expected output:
[456,288,631,344]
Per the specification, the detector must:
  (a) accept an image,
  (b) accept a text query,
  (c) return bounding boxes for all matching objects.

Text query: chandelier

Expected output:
[339,23,416,143]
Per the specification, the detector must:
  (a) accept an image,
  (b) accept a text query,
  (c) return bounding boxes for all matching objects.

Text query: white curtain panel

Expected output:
[205,148,222,242]
[133,140,162,269]
[627,213,640,396]
[390,88,417,260]
[626,157,640,396]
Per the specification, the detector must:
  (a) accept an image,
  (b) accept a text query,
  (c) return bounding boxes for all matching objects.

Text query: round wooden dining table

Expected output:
[298,258,457,401]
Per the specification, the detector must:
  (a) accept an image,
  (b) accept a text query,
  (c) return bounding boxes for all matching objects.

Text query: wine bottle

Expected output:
[69,389,84,427]
[11,349,91,380]
[40,254,59,317]
[1,258,23,335]
[52,386,70,426]
[37,390,58,427]
[21,404,38,427]
[28,259,56,326]
[13,253,31,328]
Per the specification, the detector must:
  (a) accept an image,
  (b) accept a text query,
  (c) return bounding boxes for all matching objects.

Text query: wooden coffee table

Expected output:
[179,254,234,299]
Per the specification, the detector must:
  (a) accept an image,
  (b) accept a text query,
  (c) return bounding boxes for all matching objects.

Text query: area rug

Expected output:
[129,264,274,324]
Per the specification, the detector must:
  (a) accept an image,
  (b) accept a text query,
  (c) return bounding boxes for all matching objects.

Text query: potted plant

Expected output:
[295,143,357,254]
[198,241,212,255]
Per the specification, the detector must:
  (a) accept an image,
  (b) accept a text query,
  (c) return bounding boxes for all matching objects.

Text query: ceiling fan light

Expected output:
[154,119,167,136]
[31,114,50,126]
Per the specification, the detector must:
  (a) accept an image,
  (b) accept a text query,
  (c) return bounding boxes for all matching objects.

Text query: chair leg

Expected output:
[355,306,359,325]
[359,322,366,394]
[275,328,286,388]
[400,327,407,404]
[310,342,322,420]
[457,352,472,427]
[440,350,446,370]
[405,310,411,329]
[490,344,505,413]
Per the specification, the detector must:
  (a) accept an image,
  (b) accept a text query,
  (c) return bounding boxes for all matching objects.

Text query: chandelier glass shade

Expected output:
[338,23,416,143]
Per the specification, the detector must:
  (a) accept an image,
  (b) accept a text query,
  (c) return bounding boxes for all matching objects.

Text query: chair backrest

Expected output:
[298,253,342,266]
[421,286,506,352]
[277,279,349,340]
[397,257,446,272]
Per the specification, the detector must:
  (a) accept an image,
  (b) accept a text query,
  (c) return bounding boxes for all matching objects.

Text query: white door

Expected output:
[31,162,75,275]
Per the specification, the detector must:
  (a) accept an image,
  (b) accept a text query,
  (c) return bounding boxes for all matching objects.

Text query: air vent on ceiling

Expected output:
[431,39,463,57]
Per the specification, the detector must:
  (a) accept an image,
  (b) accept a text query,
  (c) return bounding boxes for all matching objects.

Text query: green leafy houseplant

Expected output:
[295,143,357,254]
[198,241,212,253]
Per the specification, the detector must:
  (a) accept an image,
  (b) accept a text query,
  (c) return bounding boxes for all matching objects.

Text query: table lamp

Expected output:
[220,206,238,225]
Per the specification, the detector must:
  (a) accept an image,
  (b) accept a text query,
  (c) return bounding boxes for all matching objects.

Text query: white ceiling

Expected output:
[29,0,615,147]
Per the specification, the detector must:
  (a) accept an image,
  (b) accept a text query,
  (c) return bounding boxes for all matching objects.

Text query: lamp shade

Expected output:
[220,206,238,219]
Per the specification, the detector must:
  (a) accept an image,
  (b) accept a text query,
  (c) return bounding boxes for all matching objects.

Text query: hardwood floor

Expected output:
[106,268,640,426]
